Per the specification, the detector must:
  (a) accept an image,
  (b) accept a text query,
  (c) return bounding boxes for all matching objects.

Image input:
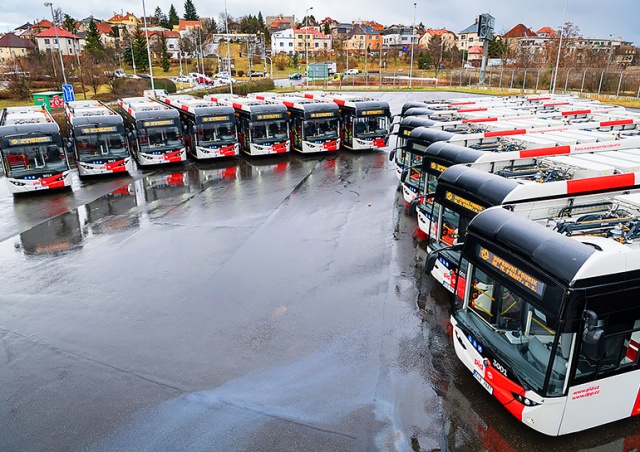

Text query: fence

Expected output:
[306,68,640,100]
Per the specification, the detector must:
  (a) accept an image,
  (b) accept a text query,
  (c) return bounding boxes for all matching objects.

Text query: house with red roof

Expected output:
[34,27,82,56]
[108,12,140,35]
[148,30,180,58]
[294,28,333,55]
[536,27,557,39]
[499,23,549,57]
[0,33,36,63]
[419,28,457,50]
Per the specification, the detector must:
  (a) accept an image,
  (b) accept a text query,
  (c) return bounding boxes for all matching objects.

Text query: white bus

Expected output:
[441,204,640,435]
[0,105,72,193]
[64,100,131,177]
[117,97,186,167]
[157,94,239,160]
[302,92,391,151]
[204,94,290,156]
[251,93,341,153]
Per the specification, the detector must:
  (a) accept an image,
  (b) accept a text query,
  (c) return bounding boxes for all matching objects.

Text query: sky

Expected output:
[3,0,638,46]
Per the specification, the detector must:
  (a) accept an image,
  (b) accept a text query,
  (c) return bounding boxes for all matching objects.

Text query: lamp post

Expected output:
[224,0,233,94]
[409,2,416,88]
[44,2,67,86]
[551,0,569,95]
[141,0,155,91]
[598,34,615,95]
[305,6,313,88]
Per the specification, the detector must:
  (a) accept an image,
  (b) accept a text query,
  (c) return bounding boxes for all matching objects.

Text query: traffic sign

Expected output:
[62,84,75,103]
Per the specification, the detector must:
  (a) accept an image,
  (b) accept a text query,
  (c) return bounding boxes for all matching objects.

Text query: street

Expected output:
[0,92,639,451]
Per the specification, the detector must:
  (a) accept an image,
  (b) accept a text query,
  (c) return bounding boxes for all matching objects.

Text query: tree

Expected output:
[160,34,170,72]
[168,4,180,27]
[323,22,331,36]
[184,0,199,21]
[62,14,77,33]
[154,7,169,29]
[84,18,105,62]
[131,25,149,71]
[257,12,265,28]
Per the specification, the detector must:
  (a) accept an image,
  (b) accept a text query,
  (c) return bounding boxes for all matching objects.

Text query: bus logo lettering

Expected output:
[82,127,117,134]
[430,162,448,173]
[446,191,484,214]
[11,136,51,145]
[403,129,411,136]
[257,114,282,120]
[362,110,383,115]
[203,116,228,122]
[478,246,546,297]
[143,120,173,127]
[310,112,333,118]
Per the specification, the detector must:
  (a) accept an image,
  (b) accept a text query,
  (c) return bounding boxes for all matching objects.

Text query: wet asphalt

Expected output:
[0,92,639,451]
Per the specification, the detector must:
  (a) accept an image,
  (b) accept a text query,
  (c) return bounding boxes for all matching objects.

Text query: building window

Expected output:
[288,42,293,47]
[279,42,283,47]
[44,38,50,44]
[68,39,71,45]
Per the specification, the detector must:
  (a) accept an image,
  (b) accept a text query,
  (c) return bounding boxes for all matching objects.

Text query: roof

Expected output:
[179,20,202,30]
[502,23,538,38]
[459,22,478,34]
[294,28,330,39]
[95,23,114,35]
[34,19,54,29]
[468,45,483,53]
[149,30,180,38]
[536,27,557,38]
[270,18,290,26]
[0,33,36,49]
[34,27,81,39]
[108,13,138,23]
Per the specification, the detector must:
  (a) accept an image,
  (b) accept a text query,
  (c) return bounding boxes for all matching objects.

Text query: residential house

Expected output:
[346,25,382,54]
[458,19,481,52]
[77,19,117,47]
[108,12,140,36]
[34,27,82,56]
[0,33,36,64]
[12,23,33,39]
[536,27,557,39]
[148,30,180,58]
[381,26,416,51]
[175,20,202,38]
[466,45,484,65]
[266,15,295,30]
[30,20,54,35]
[294,28,333,56]
[271,28,295,55]
[500,23,548,58]
[419,28,457,50]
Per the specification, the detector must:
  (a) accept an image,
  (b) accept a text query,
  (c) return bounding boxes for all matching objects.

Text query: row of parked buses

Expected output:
[392,94,640,437]
[0,92,391,194]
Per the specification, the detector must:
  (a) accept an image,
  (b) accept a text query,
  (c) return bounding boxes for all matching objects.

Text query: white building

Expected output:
[34,27,82,56]
[271,29,295,55]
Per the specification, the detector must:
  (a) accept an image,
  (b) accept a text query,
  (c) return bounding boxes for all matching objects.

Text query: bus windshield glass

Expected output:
[455,248,569,396]
[354,115,389,139]
[2,135,68,176]
[438,206,471,247]
[250,120,289,144]
[138,120,182,152]
[74,127,128,161]
[198,121,237,145]
[304,118,339,141]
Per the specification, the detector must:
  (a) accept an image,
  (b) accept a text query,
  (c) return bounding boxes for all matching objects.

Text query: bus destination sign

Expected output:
[478,246,546,297]
[362,110,384,116]
[10,136,52,145]
[445,191,484,214]
[143,120,174,127]
[257,114,283,120]
[430,162,448,174]
[203,116,230,122]
[81,127,117,134]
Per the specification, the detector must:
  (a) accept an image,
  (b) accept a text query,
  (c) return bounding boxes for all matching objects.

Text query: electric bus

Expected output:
[302,92,391,150]
[203,94,290,156]
[156,94,239,160]
[64,100,130,177]
[251,93,340,153]
[117,97,186,166]
[441,204,640,435]
[425,145,640,295]
[0,105,72,193]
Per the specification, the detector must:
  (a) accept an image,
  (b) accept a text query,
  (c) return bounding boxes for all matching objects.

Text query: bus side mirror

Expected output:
[388,148,396,161]
[425,252,439,273]
[408,198,420,215]
[400,169,408,183]
[64,138,72,150]
[582,310,605,362]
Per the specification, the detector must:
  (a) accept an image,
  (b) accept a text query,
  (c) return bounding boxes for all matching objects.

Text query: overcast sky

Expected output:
[3,0,637,46]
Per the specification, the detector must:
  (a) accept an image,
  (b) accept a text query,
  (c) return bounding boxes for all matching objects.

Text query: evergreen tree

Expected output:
[168,5,180,27]
[62,14,77,33]
[160,34,170,72]
[84,18,105,62]
[323,22,330,35]
[257,12,264,28]
[132,25,149,71]
[184,0,199,21]
[154,7,169,28]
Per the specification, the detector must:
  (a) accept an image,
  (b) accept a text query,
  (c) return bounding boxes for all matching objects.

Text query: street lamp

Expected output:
[224,0,233,94]
[409,2,416,88]
[141,0,155,92]
[305,6,313,88]
[44,2,67,86]
[551,0,569,95]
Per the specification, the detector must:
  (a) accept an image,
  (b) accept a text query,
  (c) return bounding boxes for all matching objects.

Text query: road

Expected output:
[0,92,639,451]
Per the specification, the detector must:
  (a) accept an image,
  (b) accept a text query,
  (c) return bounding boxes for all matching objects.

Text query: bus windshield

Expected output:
[304,118,339,141]
[138,124,182,152]
[198,121,237,145]
[438,206,471,247]
[2,135,68,176]
[250,120,288,144]
[354,116,389,139]
[455,250,570,396]
[74,129,128,161]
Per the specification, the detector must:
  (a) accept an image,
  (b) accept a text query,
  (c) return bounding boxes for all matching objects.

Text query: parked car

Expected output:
[214,72,231,79]
[288,73,302,80]
[344,69,359,75]
[174,74,191,83]
[248,71,265,78]
[217,77,235,85]
[139,73,151,79]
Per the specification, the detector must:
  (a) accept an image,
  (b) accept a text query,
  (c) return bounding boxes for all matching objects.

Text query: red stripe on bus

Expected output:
[449,101,475,106]
[542,101,571,106]
[332,99,345,106]
[181,105,189,111]
[283,101,295,108]
[457,107,488,113]
[483,361,525,421]
[519,145,571,158]
[232,103,244,110]
[302,93,313,99]
[562,109,591,116]
[632,389,640,416]
[484,129,526,138]
[527,97,551,101]
[567,173,637,194]
[600,119,634,127]
[462,117,499,123]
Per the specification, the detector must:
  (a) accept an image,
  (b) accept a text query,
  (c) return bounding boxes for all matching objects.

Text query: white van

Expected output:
[344,69,359,75]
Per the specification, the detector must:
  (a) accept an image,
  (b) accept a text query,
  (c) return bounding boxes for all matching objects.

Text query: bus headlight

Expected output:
[512,392,539,407]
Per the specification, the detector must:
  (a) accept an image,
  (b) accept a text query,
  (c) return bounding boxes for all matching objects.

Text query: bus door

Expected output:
[342,110,354,148]
[292,114,304,151]
[237,116,250,153]
[180,112,197,156]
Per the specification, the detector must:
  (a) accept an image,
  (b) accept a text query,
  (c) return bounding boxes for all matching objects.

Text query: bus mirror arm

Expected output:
[408,192,435,215]
[582,310,606,362]
[400,169,408,183]
[388,147,397,161]
[424,243,464,274]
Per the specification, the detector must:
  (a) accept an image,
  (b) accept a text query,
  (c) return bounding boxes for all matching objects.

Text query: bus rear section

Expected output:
[117,97,186,167]
[0,106,72,194]
[204,94,290,156]
[65,100,131,177]
[450,206,640,436]
[157,95,240,160]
